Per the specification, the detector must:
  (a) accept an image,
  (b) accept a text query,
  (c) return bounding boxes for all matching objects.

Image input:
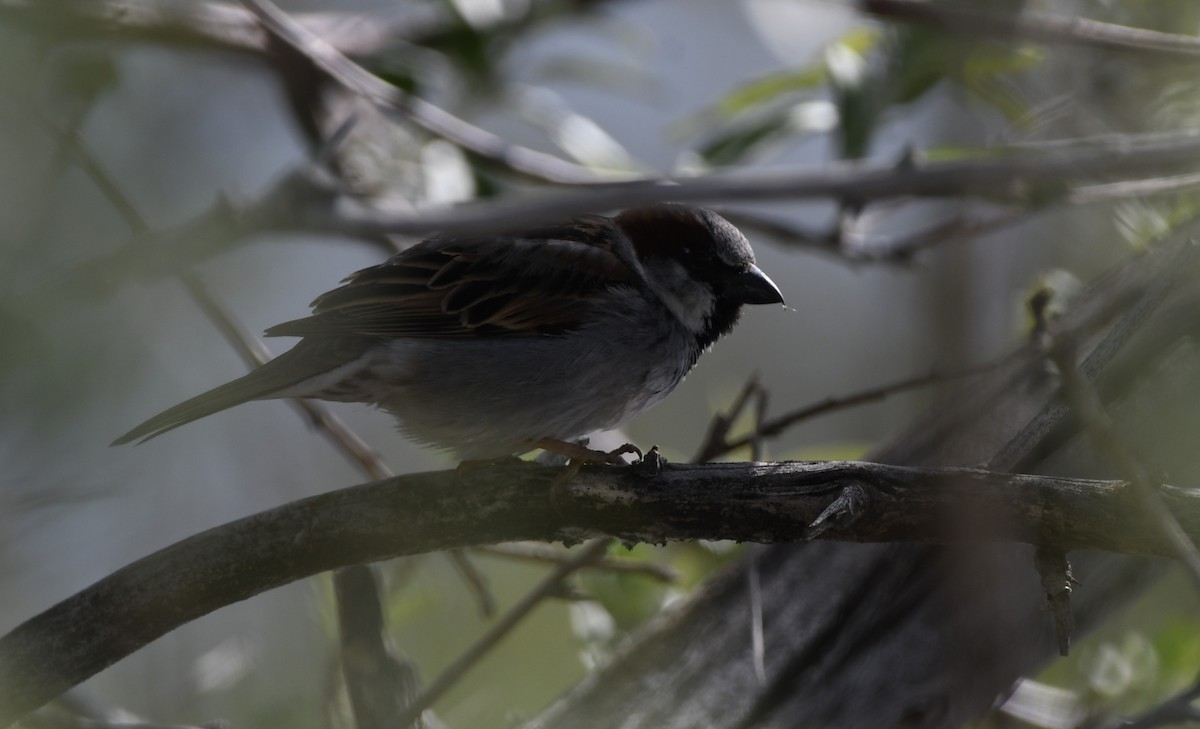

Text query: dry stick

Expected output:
[393,539,613,728]
[238,0,623,184]
[861,0,1200,60]
[472,544,679,583]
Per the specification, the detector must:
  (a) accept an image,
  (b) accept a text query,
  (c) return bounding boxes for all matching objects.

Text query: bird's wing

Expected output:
[265,215,637,339]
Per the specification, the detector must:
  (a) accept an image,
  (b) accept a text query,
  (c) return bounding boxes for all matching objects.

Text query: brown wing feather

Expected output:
[264,216,635,339]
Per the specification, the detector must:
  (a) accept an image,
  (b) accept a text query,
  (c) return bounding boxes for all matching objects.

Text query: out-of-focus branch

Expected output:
[862,0,1200,60]
[238,0,626,184]
[53,129,1200,291]
[1103,673,1200,729]
[0,0,522,60]
[319,131,1200,236]
[394,539,612,728]
[1036,295,1200,590]
[722,208,1027,264]
[334,566,427,729]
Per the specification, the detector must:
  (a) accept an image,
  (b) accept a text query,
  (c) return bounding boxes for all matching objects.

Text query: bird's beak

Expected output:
[724,264,784,305]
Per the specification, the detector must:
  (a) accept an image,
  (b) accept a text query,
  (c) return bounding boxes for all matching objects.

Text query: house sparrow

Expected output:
[114,203,783,458]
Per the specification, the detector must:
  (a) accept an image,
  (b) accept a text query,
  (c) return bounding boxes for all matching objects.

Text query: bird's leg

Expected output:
[526,437,643,465]
[523,438,642,515]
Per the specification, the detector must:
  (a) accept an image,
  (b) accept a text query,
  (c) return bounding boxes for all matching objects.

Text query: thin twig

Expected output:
[862,0,1200,60]
[238,0,626,184]
[1070,170,1200,205]
[472,543,679,583]
[749,384,768,463]
[695,362,1003,463]
[692,376,765,464]
[847,209,1028,262]
[445,549,497,618]
[394,539,613,727]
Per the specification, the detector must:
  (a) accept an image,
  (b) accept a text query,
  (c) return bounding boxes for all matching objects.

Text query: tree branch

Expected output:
[4,456,1200,726]
[0,0,485,60]
[862,0,1200,60]
[51,128,1200,297]
[237,0,626,184]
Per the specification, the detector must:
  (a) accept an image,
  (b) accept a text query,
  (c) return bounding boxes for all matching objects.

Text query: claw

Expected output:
[526,438,643,465]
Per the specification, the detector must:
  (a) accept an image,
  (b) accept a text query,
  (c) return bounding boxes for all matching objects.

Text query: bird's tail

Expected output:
[112,337,372,445]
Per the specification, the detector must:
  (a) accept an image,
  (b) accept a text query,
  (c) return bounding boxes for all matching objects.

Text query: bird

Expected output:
[113,203,784,459]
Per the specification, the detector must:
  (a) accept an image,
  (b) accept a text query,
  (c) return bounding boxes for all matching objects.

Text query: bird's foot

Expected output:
[526,437,643,466]
[523,438,642,515]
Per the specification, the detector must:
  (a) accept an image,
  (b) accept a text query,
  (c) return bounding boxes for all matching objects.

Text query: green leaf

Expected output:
[697,110,796,166]
[716,67,828,118]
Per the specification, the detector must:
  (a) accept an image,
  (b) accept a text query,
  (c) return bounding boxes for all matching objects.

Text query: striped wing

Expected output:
[265,216,635,339]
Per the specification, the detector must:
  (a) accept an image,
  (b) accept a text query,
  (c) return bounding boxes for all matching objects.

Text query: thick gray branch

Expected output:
[1,457,1200,726]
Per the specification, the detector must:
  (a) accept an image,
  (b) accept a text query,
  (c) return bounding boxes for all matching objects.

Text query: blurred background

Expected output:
[2,0,1199,727]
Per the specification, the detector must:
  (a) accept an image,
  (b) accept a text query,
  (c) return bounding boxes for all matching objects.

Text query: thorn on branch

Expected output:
[1033,547,1075,657]
[805,483,870,540]
[633,445,667,477]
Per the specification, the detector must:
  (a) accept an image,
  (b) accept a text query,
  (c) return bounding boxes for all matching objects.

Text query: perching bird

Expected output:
[114,203,783,459]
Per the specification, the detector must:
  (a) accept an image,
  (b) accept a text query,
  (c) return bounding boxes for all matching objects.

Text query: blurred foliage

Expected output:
[680,13,1044,167]
[582,542,740,633]
[1114,198,1200,251]
[987,575,1200,728]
